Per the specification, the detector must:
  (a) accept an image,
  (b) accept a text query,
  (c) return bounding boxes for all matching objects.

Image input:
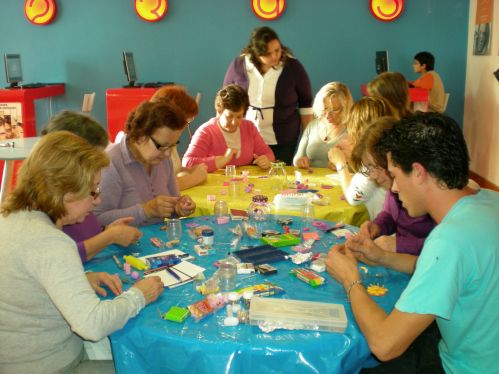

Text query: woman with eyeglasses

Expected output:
[182,84,275,172]
[349,117,436,255]
[293,82,353,169]
[328,96,394,220]
[0,131,163,373]
[223,26,313,165]
[95,100,196,226]
[150,85,208,190]
[42,111,143,263]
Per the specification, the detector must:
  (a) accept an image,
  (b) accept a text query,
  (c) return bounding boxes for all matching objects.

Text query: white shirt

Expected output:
[244,55,283,145]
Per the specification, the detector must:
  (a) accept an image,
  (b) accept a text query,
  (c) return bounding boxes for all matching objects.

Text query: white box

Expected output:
[249,297,347,333]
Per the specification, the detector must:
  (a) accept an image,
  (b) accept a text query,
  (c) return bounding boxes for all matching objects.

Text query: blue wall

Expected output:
[0,0,468,153]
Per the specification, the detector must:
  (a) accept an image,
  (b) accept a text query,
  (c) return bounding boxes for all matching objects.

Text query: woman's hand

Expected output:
[296,156,310,169]
[143,195,179,219]
[253,154,271,170]
[133,276,164,305]
[86,272,122,297]
[176,195,196,217]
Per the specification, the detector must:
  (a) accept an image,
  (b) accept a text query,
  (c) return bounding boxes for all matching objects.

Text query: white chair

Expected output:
[82,92,96,113]
[442,93,450,112]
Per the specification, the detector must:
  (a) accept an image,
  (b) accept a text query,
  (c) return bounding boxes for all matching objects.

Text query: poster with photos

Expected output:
[0,102,24,140]
[473,0,493,56]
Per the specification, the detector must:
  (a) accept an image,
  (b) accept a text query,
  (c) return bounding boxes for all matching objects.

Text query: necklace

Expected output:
[322,122,337,142]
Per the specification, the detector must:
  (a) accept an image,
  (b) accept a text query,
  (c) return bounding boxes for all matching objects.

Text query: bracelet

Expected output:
[346,279,363,300]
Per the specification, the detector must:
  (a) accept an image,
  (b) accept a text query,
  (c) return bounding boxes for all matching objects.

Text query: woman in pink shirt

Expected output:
[182,84,275,172]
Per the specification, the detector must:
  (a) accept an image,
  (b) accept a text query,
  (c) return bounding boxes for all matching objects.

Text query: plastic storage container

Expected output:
[249,297,347,333]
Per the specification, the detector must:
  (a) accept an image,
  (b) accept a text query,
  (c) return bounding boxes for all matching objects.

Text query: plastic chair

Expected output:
[442,93,450,112]
[82,92,96,113]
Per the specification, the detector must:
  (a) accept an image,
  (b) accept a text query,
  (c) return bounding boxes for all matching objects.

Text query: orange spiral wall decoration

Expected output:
[24,0,57,25]
[369,0,404,22]
[135,0,168,22]
[251,0,286,21]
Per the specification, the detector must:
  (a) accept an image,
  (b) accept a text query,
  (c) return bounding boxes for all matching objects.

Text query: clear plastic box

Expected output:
[249,297,347,333]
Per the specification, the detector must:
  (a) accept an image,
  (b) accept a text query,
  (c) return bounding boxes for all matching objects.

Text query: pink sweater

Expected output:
[182,118,275,172]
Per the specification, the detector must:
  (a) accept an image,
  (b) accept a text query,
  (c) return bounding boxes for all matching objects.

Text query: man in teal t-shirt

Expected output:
[326,112,499,373]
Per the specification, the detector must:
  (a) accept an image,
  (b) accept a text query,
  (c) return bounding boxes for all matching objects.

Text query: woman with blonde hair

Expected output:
[293,82,353,169]
[328,96,394,219]
[0,132,163,373]
[367,71,411,119]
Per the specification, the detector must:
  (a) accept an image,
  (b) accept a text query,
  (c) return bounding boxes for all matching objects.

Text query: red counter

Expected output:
[106,87,159,142]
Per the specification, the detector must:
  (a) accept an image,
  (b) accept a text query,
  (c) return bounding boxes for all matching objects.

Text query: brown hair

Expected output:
[150,85,198,119]
[125,100,187,143]
[367,72,411,119]
[346,96,394,147]
[214,84,250,114]
[241,26,293,72]
[351,117,397,171]
[1,131,109,222]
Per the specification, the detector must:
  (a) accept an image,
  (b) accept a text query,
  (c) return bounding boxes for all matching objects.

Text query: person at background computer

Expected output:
[223,26,313,165]
[328,97,394,220]
[367,72,411,119]
[350,117,436,255]
[94,100,196,226]
[410,51,445,113]
[293,82,353,169]
[0,131,163,373]
[182,84,275,172]
[42,111,143,263]
[150,85,208,190]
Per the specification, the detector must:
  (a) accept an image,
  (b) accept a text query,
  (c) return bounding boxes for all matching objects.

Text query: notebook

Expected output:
[140,250,205,288]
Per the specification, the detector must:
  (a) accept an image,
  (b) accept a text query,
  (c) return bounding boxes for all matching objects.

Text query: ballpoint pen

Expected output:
[165,266,181,281]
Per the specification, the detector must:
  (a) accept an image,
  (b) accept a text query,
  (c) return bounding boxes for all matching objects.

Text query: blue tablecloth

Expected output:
[85,215,410,374]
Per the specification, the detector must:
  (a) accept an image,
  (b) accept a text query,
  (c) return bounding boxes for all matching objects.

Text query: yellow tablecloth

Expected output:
[184,165,368,226]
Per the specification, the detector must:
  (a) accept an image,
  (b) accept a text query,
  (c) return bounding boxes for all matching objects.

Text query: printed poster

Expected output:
[0,102,23,140]
[473,0,493,56]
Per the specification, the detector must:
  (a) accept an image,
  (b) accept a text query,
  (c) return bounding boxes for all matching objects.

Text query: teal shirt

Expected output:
[395,189,499,373]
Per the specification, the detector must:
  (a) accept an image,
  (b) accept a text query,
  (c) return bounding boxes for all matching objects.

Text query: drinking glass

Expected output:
[217,259,237,291]
[302,203,315,228]
[165,218,182,241]
[214,200,229,216]
[225,164,236,178]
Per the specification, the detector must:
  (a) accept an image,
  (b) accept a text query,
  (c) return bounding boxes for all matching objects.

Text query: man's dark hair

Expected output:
[377,112,469,189]
[414,51,435,71]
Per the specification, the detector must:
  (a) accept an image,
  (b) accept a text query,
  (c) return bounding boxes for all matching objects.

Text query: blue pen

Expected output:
[166,266,181,281]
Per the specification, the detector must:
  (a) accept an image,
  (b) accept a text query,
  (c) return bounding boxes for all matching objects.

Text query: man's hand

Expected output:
[86,272,122,297]
[143,195,180,219]
[325,244,360,287]
[346,234,386,266]
[374,235,397,252]
[296,156,310,169]
[133,276,164,305]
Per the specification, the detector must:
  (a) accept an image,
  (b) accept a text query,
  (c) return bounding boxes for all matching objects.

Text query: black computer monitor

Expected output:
[375,51,389,75]
[4,54,23,88]
[122,51,137,87]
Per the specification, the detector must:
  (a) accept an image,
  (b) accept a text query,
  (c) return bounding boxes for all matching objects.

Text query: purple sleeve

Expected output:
[62,213,102,263]
[292,59,313,109]
[372,192,397,236]
[223,57,248,90]
[396,236,426,256]
[76,242,88,263]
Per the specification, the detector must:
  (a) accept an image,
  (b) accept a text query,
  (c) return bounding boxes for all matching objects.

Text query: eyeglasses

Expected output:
[150,137,179,152]
[323,107,342,116]
[359,163,381,177]
[90,186,101,199]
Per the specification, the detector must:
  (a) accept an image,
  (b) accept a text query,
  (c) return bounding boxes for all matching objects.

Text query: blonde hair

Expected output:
[1,131,109,222]
[346,96,394,146]
[367,72,411,119]
[312,82,353,123]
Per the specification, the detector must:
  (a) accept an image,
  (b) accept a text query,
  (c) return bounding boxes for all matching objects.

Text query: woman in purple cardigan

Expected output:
[183,84,274,172]
[350,117,436,256]
[223,26,313,165]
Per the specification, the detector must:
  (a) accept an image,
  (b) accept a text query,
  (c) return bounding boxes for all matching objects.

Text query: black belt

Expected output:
[249,105,274,120]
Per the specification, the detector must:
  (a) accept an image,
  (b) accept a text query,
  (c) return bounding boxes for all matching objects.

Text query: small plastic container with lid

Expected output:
[201,229,214,248]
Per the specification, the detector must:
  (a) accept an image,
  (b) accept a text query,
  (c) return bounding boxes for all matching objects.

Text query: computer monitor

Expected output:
[4,54,23,88]
[122,51,137,87]
[375,51,389,75]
